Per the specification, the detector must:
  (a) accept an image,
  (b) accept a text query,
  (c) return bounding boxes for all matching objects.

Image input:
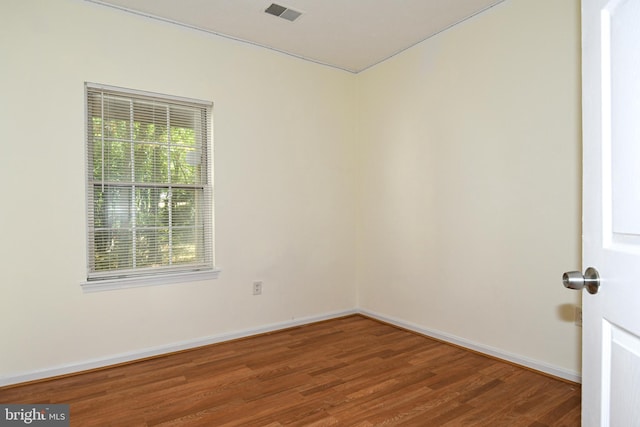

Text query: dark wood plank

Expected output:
[0,315,580,426]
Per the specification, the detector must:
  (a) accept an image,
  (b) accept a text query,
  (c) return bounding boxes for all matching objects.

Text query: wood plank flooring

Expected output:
[0,315,580,426]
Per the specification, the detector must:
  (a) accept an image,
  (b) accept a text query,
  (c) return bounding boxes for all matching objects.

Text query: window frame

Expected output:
[82,83,218,292]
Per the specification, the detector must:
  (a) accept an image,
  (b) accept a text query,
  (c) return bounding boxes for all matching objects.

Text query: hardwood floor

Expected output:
[0,315,580,426]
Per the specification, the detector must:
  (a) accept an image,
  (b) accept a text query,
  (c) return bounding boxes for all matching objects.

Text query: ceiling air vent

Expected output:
[265,3,302,22]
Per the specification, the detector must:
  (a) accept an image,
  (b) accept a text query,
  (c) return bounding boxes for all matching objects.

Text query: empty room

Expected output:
[1,0,603,424]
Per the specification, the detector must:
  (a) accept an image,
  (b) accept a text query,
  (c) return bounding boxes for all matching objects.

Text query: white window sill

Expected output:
[81,269,221,293]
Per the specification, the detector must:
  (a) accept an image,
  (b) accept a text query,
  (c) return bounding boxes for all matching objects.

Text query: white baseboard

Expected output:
[1,307,580,387]
[0,309,357,387]
[358,308,582,384]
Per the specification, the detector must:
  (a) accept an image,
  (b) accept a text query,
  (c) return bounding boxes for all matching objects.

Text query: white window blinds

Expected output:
[85,83,214,281]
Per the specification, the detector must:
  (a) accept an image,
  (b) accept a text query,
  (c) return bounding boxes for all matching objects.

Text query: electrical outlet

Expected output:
[575,307,582,327]
[253,281,263,296]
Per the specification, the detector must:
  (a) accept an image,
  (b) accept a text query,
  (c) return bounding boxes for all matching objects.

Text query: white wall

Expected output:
[356,0,582,377]
[0,0,357,382]
[0,0,582,385]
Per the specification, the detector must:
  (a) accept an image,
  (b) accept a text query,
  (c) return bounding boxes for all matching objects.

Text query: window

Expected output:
[84,83,216,291]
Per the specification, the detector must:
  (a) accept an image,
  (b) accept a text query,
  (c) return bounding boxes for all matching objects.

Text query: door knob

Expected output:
[562,267,600,294]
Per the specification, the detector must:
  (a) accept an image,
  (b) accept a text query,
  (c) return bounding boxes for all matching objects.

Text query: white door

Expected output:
[580,0,640,425]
